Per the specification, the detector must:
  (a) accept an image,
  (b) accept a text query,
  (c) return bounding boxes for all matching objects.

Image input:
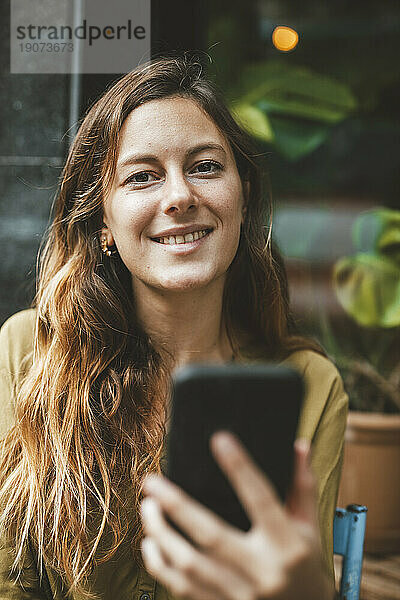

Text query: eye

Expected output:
[124,172,160,186]
[190,160,223,175]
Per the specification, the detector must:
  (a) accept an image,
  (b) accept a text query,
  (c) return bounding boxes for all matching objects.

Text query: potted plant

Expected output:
[330,207,400,553]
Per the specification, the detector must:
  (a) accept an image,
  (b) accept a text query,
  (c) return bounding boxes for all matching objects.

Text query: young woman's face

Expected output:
[102,96,246,294]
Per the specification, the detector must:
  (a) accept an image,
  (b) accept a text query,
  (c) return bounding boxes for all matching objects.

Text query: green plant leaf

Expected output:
[376,212,400,265]
[231,102,274,142]
[333,253,400,327]
[352,208,400,264]
[267,115,330,161]
[234,61,357,124]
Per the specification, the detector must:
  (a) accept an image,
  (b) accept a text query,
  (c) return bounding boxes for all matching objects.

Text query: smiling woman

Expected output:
[0,55,346,600]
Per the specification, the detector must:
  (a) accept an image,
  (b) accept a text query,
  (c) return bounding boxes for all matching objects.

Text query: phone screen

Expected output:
[166,363,303,531]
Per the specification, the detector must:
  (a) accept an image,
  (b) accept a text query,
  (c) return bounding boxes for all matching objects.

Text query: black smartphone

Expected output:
[166,363,304,532]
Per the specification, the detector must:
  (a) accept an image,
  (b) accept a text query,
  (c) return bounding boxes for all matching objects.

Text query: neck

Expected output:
[132,276,234,369]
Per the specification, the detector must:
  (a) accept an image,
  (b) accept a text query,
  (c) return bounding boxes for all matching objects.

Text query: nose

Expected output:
[161,170,198,215]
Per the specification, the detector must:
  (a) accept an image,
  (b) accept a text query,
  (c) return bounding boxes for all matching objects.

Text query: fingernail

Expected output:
[211,431,237,454]
[143,474,167,495]
[295,438,312,466]
[295,438,310,454]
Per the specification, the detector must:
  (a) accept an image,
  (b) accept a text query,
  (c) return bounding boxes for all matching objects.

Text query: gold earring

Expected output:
[100,235,116,257]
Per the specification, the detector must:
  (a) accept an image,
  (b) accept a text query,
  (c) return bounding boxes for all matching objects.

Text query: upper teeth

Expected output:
[153,229,210,245]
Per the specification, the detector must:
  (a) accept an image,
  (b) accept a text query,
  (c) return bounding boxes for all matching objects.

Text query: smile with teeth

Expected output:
[152,229,212,245]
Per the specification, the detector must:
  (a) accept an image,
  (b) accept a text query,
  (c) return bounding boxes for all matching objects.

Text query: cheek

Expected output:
[220,185,244,227]
[107,197,153,238]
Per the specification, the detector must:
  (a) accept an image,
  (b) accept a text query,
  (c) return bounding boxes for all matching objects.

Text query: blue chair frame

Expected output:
[334,504,368,600]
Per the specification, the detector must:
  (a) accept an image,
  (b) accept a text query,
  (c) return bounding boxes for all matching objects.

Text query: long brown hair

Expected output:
[0,55,323,598]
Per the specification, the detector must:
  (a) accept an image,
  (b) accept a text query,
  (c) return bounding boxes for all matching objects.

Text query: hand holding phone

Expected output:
[141,433,334,600]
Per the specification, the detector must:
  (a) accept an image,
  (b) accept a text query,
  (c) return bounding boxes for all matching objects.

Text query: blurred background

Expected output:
[2,0,399,406]
[1,0,400,596]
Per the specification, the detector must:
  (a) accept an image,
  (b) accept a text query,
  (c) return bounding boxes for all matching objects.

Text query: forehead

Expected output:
[117,96,231,158]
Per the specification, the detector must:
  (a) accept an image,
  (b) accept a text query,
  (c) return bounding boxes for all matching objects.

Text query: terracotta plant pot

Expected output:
[338,411,400,553]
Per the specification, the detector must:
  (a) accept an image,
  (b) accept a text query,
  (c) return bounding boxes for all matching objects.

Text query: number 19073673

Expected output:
[19,42,74,52]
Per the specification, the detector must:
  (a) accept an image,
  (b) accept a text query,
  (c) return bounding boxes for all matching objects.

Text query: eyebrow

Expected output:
[117,143,227,170]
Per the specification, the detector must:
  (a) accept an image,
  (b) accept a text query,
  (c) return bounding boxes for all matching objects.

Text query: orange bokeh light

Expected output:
[272,26,299,52]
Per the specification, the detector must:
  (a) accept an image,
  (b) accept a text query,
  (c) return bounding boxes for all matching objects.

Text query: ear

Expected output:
[100,222,115,247]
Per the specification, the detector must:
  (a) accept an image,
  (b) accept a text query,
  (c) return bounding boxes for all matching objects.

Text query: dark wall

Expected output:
[0,0,68,325]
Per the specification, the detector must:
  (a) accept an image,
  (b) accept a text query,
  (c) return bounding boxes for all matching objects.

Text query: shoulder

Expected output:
[0,309,36,437]
[282,349,348,440]
[0,308,36,375]
[282,348,340,380]
[283,349,345,400]
[0,308,36,340]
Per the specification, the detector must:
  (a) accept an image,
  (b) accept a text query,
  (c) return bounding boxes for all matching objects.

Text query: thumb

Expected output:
[286,439,318,528]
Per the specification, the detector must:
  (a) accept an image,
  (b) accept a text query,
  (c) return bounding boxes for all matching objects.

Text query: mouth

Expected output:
[150,228,213,246]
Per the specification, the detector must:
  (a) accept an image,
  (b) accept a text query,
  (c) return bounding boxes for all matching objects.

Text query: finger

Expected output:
[210,431,289,534]
[141,499,253,600]
[286,439,318,529]
[141,537,220,600]
[141,496,197,561]
[143,475,248,568]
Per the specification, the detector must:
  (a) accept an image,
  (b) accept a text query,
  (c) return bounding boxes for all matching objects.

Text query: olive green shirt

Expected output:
[0,309,348,599]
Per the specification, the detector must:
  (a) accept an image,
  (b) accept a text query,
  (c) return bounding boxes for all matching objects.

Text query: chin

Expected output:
[155,267,224,292]
[157,277,212,292]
